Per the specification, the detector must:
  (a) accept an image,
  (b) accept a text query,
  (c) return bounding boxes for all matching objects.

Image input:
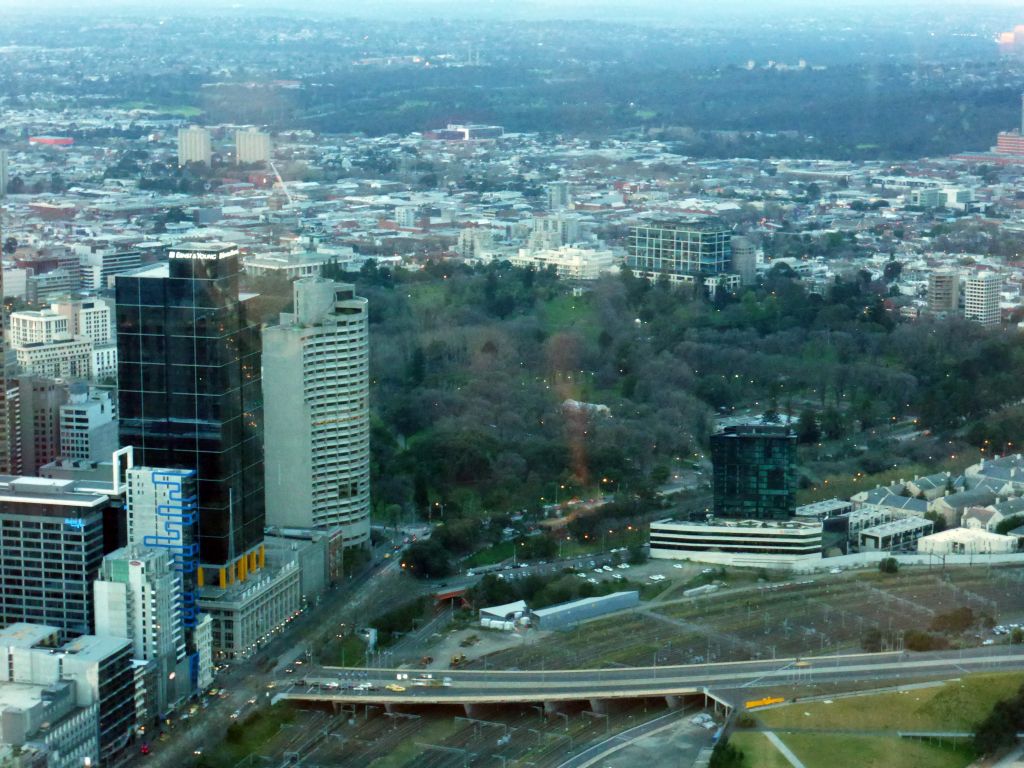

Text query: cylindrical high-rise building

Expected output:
[262,278,370,548]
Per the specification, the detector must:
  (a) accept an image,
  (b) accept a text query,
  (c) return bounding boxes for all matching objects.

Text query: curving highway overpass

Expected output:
[271,646,1024,711]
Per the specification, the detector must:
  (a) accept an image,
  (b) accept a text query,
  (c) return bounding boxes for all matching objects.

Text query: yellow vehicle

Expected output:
[385,684,406,692]
[450,654,467,668]
[744,696,785,710]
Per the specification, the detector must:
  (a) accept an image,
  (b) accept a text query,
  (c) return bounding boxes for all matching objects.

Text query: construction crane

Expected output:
[266,159,294,207]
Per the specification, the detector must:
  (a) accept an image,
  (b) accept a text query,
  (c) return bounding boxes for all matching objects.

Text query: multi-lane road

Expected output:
[274,646,1024,708]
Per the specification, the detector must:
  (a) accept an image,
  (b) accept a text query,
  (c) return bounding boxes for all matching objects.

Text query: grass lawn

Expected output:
[198,704,295,767]
[781,733,974,768]
[319,634,367,667]
[755,672,1024,733]
[367,719,459,768]
[465,540,516,567]
[728,732,793,768]
[539,293,600,341]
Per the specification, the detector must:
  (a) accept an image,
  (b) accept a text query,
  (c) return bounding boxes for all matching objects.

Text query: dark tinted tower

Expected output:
[116,243,264,570]
[711,424,796,521]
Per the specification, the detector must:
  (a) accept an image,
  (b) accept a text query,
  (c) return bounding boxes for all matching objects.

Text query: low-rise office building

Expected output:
[0,476,122,638]
[510,246,615,280]
[917,527,1018,556]
[530,591,639,631]
[857,516,933,552]
[795,498,852,521]
[198,559,302,660]
[649,518,823,567]
[0,680,99,768]
[0,624,134,763]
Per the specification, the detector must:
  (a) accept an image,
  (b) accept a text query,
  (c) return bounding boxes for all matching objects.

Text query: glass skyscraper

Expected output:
[711,424,797,521]
[116,243,264,575]
[627,217,733,277]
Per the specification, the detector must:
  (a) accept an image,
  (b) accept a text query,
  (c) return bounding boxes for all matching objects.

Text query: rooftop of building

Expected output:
[58,633,131,661]
[0,475,114,508]
[530,591,638,618]
[795,498,851,516]
[859,516,933,537]
[197,558,299,608]
[714,424,796,438]
[116,262,171,280]
[0,623,60,649]
[853,488,930,512]
[921,527,1016,543]
[168,241,238,257]
[632,216,729,231]
[652,517,821,531]
[0,681,70,712]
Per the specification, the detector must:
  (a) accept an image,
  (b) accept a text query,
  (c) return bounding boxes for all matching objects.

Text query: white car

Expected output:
[673,563,684,569]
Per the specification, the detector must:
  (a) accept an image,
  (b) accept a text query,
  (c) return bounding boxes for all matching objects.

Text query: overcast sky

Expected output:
[0,0,1021,32]
[3,0,1023,14]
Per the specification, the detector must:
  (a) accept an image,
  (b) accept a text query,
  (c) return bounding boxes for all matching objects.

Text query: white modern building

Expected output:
[235,127,271,165]
[94,548,191,718]
[52,298,112,345]
[511,245,615,280]
[242,253,336,280]
[79,249,143,291]
[91,344,118,381]
[731,236,757,286]
[917,527,1018,556]
[545,181,572,211]
[455,227,495,260]
[59,384,117,462]
[0,676,98,768]
[857,516,933,552]
[527,214,582,251]
[10,306,115,382]
[116,455,214,692]
[9,309,68,347]
[119,461,200,571]
[14,336,93,380]
[0,624,134,763]
[649,517,823,567]
[177,126,212,166]
[263,279,370,547]
[964,271,1001,328]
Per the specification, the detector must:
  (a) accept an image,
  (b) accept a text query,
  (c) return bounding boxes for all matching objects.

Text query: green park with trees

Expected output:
[249,257,1024,574]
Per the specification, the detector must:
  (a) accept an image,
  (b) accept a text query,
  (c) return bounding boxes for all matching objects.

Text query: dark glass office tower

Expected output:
[711,424,797,521]
[116,243,264,572]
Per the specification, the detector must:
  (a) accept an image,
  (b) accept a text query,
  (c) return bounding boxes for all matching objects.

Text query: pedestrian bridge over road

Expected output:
[271,647,1024,715]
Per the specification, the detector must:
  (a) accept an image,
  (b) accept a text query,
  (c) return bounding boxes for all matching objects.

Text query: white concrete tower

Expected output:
[177,126,212,166]
[263,278,370,547]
